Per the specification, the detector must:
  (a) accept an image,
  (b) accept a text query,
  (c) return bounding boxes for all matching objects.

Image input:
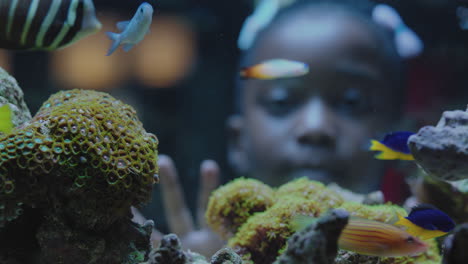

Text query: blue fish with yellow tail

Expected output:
[393,204,455,240]
[0,104,13,134]
[292,215,428,257]
[369,131,415,160]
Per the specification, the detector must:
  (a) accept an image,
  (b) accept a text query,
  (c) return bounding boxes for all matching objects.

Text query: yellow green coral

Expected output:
[0,89,158,229]
[205,177,275,239]
[206,177,442,264]
[227,196,326,264]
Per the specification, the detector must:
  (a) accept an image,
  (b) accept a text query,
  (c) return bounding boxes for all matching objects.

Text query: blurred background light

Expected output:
[134,15,197,88]
[50,14,131,91]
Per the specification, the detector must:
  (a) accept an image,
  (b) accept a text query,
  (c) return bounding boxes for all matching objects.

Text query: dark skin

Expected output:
[135,6,403,257]
[230,8,401,190]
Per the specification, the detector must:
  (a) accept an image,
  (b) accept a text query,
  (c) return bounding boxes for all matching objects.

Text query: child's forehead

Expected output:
[249,13,385,71]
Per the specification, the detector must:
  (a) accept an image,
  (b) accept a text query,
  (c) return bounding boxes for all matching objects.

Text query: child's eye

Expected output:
[259,88,300,116]
[332,88,369,117]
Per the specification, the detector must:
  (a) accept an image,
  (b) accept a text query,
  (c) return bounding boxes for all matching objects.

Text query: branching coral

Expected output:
[0,89,159,230]
[206,177,442,264]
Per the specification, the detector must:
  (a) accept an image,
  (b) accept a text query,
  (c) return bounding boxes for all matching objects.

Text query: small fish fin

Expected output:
[116,20,130,31]
[146,27,151,35]
[0,104,13,134]
[122,43,135,52]
[418,230,447,240]
[106,32,121,56]
[290,214,317,232]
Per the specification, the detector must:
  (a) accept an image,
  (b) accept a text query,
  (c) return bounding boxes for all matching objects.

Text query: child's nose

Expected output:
[294,98,337,148]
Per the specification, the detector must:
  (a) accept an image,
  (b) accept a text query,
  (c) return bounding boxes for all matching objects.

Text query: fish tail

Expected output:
[369,140,386,151]
[369,140,402,160]
[105,32,121,56]
[0,104,13,134]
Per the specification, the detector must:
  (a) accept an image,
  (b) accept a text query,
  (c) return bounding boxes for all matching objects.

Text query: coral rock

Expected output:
[274,209,349,264]
[408,108,468,182]
[150,234,188,264]
[0,89,159,230]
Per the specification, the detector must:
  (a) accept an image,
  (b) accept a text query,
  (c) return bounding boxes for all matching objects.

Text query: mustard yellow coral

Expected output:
[206,178,275,239]
[228,196,325,264]
[0,89,158,229]
[207,177,442,264]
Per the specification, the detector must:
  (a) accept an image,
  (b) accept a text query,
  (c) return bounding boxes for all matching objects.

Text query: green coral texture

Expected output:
[206,177,441,264]
[0,89,158,228]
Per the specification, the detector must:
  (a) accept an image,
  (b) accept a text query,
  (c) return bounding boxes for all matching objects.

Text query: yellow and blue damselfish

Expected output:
[393,204,455,240]
[0,104,13,134]
[369,131,415,160]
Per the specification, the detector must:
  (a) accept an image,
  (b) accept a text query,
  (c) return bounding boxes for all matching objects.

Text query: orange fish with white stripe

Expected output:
[292,215,428,257]
[340,217,428,257]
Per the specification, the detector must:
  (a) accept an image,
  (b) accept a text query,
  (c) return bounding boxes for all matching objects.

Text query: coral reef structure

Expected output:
[0,89,159,230]
[274,209,349,264]
[149,234,243,264]
[0,68,31,129]
[443,223,468,264]
[0,82,159,263]
[408,107,468,223]
[409,108,468,182]
[206,177,441,264]
[206,178,275,239]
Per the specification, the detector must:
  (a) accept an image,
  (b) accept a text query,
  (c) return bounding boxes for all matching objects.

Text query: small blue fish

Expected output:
[369,131,415,160]
[394,204,455,240]
[106,2,153,56]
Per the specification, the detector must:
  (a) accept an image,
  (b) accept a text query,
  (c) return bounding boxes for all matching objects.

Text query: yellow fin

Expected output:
[0,104,13,134]
[370,140,414,160]
[418,230,447,240]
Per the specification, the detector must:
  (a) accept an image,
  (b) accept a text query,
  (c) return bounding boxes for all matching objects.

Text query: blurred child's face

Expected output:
[229,9,402,191]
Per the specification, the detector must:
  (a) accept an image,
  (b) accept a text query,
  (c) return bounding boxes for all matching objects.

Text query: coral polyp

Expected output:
[205,177,275,239]
[0,89,159,230]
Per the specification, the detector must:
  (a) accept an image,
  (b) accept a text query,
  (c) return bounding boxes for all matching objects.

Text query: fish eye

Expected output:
[406,236,415,243]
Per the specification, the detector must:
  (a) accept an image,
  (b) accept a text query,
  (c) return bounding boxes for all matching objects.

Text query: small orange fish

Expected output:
[240,58,309,80]
[339,217,428,257]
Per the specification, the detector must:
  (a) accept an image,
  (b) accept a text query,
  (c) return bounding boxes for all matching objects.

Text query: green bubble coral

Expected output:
[0,89,158,229]
[206,177,275,239]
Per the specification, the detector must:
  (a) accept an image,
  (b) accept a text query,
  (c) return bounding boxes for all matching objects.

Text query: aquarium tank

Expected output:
[0,0,468,263]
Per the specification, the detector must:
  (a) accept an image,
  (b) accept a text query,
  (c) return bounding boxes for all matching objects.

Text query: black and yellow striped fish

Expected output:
[0,0,101,51]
